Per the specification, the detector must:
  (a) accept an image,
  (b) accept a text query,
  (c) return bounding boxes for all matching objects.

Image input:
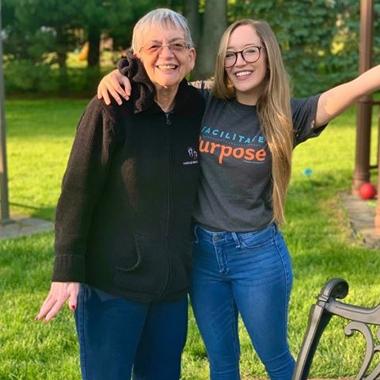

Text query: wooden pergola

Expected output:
[352,0,380,234]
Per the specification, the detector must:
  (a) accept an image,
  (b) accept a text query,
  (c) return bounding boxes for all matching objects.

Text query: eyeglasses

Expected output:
[140,41,190,55]
[224,46,263,68]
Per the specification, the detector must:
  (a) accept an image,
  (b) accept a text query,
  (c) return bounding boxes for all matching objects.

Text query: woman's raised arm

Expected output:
[316,64,380,127]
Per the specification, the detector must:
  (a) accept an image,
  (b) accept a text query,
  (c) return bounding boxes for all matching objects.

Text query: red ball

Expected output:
[359,182,377,200]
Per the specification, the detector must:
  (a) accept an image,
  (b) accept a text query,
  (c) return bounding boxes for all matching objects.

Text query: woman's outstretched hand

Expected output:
[97,69,131,105]
[36,282,80,322]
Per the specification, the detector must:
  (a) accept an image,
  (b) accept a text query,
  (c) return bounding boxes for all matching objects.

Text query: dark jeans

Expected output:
[75,285,188,380]
[190,223,295,380]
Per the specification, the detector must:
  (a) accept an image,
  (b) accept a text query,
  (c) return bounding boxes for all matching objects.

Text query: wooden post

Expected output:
[376,111,380,233]
[352,0,373,194]
[0,0,11,224]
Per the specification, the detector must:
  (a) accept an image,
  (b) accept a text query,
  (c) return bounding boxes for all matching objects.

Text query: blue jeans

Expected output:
[75,285,188,380]
[190,223,295,380]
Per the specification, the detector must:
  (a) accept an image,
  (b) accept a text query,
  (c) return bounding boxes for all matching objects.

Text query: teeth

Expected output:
[235,71,252,77]
[157,64,177,69]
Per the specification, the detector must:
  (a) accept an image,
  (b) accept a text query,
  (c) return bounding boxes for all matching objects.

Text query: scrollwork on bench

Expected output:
[293,278,380,380]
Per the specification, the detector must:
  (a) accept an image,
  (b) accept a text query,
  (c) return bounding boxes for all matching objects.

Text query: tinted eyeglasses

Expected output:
[140,41,190,55]
[224,46,263,68]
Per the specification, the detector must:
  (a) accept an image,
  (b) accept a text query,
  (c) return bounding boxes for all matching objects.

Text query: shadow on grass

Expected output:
[10,202,55,221]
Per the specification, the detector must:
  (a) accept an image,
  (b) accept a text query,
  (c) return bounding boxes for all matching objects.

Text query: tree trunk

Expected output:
[195,0,227,79]
[87,25,101,68]
[55,27,68,70]
[55,27,68,92]
[184,0,200,48]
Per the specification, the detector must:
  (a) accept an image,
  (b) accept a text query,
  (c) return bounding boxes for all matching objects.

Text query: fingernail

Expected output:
[70,304,76,311]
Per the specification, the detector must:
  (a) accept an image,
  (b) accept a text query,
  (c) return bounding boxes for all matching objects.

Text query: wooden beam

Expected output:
[352,0,373,195]
[353,1,380,234]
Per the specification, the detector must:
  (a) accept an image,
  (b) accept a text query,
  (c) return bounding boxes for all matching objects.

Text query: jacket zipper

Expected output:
[165,112,172,126]
[160,111,173,298]
[165,112,172,236]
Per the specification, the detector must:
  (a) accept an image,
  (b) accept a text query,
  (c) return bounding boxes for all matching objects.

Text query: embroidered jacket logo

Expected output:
[183,147,198,165]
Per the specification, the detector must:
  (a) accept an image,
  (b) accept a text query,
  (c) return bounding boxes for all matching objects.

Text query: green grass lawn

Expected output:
[1,98,380,379]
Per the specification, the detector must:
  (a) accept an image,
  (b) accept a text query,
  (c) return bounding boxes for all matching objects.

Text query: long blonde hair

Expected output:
[213,19,293,225]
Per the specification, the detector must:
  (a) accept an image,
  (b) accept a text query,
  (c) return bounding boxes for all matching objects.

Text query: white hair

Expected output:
[131,8,193,52]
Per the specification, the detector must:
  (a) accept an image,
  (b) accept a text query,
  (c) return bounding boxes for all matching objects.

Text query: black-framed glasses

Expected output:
[140,41,190,55]
[224,46,263,68]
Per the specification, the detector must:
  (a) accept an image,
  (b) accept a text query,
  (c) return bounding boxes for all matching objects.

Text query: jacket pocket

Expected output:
[113,234,167,295]
[115,233,142,272]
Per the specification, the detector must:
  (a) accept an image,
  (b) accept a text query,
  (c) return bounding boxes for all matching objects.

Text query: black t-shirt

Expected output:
[193,93,325,231]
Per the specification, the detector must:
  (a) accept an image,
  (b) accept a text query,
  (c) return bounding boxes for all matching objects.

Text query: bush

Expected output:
[4,60,59,94]
[4,60,110,97]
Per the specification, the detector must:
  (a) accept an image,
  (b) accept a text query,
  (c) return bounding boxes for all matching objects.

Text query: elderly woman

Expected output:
[36,9,204,380]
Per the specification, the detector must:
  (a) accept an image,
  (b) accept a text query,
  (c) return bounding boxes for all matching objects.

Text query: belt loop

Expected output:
[231,232,241,248]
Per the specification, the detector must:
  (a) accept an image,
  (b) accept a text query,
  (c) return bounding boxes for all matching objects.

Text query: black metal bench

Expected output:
[293,278,380,380]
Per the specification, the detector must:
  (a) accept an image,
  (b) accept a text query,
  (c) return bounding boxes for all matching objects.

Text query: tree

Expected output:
[4,0,377,96]
[230,0,380,96]
[193,0,227,79]
[105,0,165,57]
[184,0,201,48]
[2,0,81,92]
[83,0,172,68]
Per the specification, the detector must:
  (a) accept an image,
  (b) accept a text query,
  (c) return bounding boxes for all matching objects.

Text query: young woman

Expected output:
[97,18,380,380]
[36,9,204,380]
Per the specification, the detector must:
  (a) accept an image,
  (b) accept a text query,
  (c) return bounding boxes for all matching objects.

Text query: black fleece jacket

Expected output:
[52,72,205,302]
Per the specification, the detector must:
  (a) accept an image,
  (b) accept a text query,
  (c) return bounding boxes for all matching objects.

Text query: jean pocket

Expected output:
[238,225,274,249]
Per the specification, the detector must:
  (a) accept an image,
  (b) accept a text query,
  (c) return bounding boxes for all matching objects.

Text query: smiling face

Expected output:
[224,24,267,105]
[135,25,195,91]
